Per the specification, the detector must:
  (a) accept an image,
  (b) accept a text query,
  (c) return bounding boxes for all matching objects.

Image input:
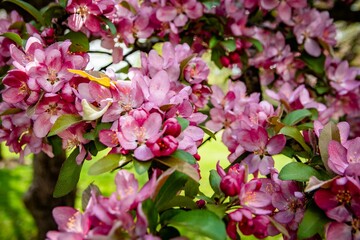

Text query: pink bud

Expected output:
[220,56,231,67]
[220,175,240,196]
[129,109,149,126]
[163,118,182,137]
[149,135,178,157]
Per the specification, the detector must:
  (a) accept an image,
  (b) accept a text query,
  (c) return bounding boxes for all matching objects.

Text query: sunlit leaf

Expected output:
[282,109,312,126]
[171,150,196,164]
[279,162,324,182]
[167,210,226,240]
[48,114,83,137]
[88,154,127,175]
[1,32,23,46]
[133,160,151,175]
[279,126,311,153]
[62,31,90,52]
[156,157,200,182]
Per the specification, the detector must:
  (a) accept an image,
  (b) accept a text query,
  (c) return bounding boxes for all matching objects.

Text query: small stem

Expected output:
[88,50,112,55]
[99,62,113,71]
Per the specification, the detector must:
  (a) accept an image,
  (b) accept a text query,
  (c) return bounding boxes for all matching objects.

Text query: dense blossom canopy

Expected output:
[0,0,359,239]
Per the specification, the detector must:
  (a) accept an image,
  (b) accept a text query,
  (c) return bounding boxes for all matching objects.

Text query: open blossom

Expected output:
[156,0,203,33]
[118,110,163,161]
[66,0,102,32]
[328,137,360,177]
[237,127,286,175]
[314,176,360,223]
[325,57,360,95]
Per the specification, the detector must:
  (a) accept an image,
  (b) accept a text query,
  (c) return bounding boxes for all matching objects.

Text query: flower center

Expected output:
[336,190,351,204]
[75,5,89,19]
[135,126,146,144]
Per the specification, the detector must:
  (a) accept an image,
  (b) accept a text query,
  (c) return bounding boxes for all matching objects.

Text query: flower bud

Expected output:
[149,135,178,157]
[163,118,182,137]
[220,56,230,67]
[220,175,240,197]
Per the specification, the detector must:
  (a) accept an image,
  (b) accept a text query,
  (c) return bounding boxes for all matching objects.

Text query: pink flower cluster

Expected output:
[217,164,305,239]
[206,81,286,176]
[0,36,88,159]
[84,42,209,161]
[311,121,360,239]
[47,170,162,239]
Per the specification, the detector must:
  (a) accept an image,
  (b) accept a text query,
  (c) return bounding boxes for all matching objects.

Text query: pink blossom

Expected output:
[325,57,360,95]
[66,0,102,32]
[47,207,90,240]
[314,177,360,222]
[328,137,360,177]
[118,110,163,161]
[183,57,209,84]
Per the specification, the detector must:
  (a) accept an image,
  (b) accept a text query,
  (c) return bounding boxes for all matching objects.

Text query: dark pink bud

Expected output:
[220,175,240,197]
[149,135,178,157]
[220,56,230,67]
[196,199,206,208]
[41,28,55,45]
[229,52,240,63]
[120,149,129,155]
[193,153,201,161]
[163,118,182,137]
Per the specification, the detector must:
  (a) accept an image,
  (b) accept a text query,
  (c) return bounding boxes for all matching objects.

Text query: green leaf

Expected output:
[279,162,324,182]
[0,108,22,116]
[101,17,117,36]
[209,170,221,195]
[221,39,236,52]
[133,160,151,175]
[202,0,221,9]
[171,150,196,164]
[176,117,190,131]
[184,179,199,198]
[167,210,226,240]
[62,31,90,52]
[159,226,181,239]
[206,204,227,219]
[158,195,197,212]
[88,154,127,175]
[211,46,225,68]
[282,109,312,126]
[199,125,216,140]
[58,0,68,8]
[319,121,340,172]
[48,114,83,137]
[1,32,23,46]
[297,204,328,239]
[4,0,44,25]
[155,157,200,182]
[142,199,158,233]
[155,171,188,209]
[209,36,219,49]
[53,148,83,198]
[48,136,64,156]
[279,126,311,153]
[81,183,100,211]
[247,37,264,52]
[42,4,66,27]
[300,52,325,75]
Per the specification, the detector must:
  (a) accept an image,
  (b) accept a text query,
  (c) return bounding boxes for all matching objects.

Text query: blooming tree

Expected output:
[0,0,359,239]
